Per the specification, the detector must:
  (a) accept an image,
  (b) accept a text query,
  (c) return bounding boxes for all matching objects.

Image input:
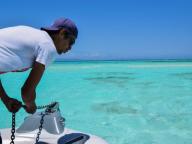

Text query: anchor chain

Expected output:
[35,112,46,144]
[10,102,57,144]
[37,102,57,110]
[10,113,16,144]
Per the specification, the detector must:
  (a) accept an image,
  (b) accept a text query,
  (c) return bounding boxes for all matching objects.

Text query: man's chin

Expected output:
[57,51,63,55]
[63,50,69,54]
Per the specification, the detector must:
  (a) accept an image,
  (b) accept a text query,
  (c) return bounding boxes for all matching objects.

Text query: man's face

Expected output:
[56,29,76,55]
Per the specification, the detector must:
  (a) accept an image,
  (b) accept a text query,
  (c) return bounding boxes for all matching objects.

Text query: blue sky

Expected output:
[0,0,191,60]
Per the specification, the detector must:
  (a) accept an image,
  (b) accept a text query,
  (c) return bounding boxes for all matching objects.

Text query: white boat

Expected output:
[0,102,108,144]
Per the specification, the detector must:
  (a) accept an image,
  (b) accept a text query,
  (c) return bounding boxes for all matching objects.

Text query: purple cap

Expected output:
[41,17,78,38]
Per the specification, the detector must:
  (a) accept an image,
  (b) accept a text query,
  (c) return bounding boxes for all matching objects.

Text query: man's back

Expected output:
[0,26,57,73]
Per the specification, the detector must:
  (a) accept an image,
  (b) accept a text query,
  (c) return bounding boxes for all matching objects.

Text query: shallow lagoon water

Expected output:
[1,61,192,144]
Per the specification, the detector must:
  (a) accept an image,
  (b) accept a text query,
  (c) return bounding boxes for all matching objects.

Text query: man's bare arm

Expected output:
[0,79,8,101]
[21,61,45,104]
[1,79,22,112]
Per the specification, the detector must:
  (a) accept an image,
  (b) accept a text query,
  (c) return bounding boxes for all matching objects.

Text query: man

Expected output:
[0,17,78,114]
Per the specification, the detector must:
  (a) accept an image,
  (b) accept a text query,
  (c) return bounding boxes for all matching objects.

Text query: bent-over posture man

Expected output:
[0,18,78,143]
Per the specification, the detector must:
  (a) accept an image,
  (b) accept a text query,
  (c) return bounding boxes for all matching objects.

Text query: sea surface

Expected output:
[1,60,192,144]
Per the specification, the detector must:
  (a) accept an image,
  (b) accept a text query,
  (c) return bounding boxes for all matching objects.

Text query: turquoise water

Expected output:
[1,61,192,144]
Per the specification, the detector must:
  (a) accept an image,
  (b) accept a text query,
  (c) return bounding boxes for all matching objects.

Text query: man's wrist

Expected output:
[1,94,10,103]
[21,87,36,103]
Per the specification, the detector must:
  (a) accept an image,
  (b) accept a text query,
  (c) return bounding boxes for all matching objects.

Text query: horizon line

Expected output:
[54,58,192,62]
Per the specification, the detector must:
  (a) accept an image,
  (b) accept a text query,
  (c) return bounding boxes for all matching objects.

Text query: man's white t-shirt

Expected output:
[0,26,58,74]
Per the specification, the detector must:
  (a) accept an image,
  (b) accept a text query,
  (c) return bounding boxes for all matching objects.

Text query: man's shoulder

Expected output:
[0,25,43,38]
[0,25,38,31]
[15,25,42,33]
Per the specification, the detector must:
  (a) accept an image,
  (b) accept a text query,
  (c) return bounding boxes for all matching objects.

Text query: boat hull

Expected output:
[1,128,108,144]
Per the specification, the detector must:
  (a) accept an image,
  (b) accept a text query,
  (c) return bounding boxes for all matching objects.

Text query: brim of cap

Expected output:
[41,27,59,31]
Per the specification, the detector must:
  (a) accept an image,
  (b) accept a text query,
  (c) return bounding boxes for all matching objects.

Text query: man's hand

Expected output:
[1,80,22,113]
[24,101,37,114]
[1,96,22,113]
[22,89,37,114]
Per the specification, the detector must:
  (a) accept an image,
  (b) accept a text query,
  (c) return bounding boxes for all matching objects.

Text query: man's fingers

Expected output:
[8,99,37,114]
[11,103,22,113]
[7,99,23,113]
[25,108,36,114]
[24,105,36,114]
[24,101,37,114]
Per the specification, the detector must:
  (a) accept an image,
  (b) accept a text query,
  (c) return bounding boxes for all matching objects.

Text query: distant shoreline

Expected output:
[55,59,192,63]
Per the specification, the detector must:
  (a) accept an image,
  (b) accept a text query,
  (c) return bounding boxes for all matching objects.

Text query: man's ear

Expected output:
[59,28,65,37]
[59,28,70,39]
